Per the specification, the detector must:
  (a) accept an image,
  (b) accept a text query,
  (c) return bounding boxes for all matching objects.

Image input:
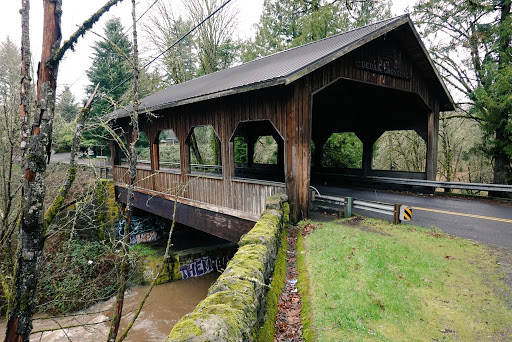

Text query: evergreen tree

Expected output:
[56,87,79,123]
[242,0,392,62]
[84,17,132,151]
[53,88,79,151]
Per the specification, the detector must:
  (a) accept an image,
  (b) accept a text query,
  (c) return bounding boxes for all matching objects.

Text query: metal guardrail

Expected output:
[353,199,395,217]
[311,187,409,224]
[353,176,512,193]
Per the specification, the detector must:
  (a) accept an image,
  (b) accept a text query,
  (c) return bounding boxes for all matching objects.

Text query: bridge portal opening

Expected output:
[231,120,285,183]
[311,77,432,186]
[187,125,222,175]
[157,129,180,172]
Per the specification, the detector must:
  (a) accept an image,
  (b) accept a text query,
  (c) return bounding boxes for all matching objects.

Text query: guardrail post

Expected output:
[393,203,401,224]
[344,197,352,218]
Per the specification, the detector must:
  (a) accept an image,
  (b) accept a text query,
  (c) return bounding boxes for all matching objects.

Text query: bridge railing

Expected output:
[330,175,512,193]
[368,176,512,193]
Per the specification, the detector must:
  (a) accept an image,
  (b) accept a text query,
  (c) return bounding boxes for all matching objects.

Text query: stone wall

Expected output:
[166,193,289,341]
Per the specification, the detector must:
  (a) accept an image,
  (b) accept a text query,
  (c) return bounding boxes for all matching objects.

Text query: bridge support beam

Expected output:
[115,186,255,242]
[426,101,440,181]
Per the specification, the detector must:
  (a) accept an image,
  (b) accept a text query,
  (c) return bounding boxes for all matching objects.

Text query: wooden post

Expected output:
[358,131,380,177]
[426,101,439,180]
[393,203,401,225]
[362,140,373,177]
[247,134,255,168]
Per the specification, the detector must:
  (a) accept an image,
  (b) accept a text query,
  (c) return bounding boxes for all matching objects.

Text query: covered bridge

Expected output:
[108,14,454,242]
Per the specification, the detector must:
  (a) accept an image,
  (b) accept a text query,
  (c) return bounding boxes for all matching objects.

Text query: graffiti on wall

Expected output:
[116,215,161,245]
[130,231,157,244]
[179,255,231,280]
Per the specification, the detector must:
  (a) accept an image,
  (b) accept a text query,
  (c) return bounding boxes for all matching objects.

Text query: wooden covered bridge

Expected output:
[108,15,454,242]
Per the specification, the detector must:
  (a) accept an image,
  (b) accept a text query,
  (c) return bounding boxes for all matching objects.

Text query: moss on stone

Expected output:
[282,202,290,224]
[94,179,119,241]
[239,212,281,247]
[166,317,203,341]
[257,228,287,341]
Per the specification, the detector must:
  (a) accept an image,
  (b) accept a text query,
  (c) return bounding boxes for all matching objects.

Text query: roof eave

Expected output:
[109,78,288,121]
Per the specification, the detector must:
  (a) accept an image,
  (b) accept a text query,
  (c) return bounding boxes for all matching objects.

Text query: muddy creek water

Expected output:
[0,272,218,342]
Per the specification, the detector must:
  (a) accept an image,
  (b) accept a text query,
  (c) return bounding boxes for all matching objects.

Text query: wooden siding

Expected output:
[113,166,286,220]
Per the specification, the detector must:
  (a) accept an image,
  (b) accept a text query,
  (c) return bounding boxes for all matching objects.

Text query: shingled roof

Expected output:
[108,14,453,119]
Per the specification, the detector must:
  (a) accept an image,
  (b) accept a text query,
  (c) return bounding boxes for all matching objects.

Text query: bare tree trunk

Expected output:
[190,131,203,164]
[5,1,122,340]
[44,84,99,229]
[117,183,184,342]
[5,2,63,340]
[19,0,31,165]
[107,1,139,341]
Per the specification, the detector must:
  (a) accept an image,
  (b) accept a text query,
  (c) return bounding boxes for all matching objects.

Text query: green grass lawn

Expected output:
[301,216,512,341]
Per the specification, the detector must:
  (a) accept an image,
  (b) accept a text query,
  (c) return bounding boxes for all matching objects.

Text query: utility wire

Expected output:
[98,0,234,102]
[64,0,160,95]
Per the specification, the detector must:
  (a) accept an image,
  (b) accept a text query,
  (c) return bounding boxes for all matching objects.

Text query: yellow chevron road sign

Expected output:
[400,206,412,221]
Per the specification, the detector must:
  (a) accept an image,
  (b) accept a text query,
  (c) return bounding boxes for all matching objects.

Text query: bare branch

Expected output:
[49,0,124,66]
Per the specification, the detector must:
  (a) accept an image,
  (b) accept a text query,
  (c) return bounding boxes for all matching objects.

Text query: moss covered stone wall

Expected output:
[166,193,289,342]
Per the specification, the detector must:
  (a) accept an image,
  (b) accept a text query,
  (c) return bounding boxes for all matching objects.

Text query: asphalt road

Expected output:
[50,152,109,166]
[313,185,512,249]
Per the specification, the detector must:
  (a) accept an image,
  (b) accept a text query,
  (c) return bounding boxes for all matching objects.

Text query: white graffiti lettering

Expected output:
[179,256,231,280]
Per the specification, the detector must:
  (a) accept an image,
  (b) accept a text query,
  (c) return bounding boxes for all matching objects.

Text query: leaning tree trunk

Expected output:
[107,1,139,341]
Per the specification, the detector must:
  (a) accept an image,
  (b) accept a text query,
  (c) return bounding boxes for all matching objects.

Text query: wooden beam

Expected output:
[115,186,254,242]
[426,100,440,180]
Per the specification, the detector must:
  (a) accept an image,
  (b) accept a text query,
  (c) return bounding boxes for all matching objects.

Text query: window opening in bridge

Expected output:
[187,125,222,175]
[136,132,151,169]
[231,120,284,183]
[253,136,278,164]
[321,133,363,169]
[158,129,180,171]
[373,130,426,172]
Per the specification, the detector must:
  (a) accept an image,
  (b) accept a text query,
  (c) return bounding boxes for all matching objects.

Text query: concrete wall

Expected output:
[166,194,289,341]
[141,243,238,285]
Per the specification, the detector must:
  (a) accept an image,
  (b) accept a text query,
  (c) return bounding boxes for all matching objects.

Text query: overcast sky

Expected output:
[0,0,411,101]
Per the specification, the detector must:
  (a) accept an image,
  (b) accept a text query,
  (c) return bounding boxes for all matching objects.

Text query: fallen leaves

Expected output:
[275,226,303,342]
